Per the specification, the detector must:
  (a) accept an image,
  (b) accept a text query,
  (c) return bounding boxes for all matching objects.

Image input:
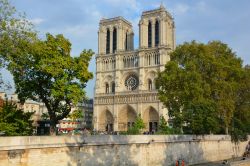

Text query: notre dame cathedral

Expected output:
[93,5,175,132]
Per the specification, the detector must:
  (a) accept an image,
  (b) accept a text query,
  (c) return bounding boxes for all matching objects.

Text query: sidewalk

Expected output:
[191,157,250,166]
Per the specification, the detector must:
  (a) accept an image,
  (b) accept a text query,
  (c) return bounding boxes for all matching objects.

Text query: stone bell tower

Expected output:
[98,16,134,55]
[139,4,175,51]
[94,5,176,132]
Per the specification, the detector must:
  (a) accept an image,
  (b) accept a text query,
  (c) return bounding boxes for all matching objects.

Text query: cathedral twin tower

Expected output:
[94,5,175,132]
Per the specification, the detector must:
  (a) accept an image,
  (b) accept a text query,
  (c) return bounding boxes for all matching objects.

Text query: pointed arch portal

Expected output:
[118,105,137,131]
[98,109,114,132]
[143,106,159,132]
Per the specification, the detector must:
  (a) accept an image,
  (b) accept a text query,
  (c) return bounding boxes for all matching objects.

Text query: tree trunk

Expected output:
[225,126,229,135]
[48,109,58,135]
[50,120,57,135]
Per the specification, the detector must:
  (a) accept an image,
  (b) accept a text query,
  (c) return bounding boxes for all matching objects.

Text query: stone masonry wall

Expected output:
[0,135,249,166]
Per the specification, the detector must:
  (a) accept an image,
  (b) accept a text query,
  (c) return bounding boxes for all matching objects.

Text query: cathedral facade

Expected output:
[93,5,175,132]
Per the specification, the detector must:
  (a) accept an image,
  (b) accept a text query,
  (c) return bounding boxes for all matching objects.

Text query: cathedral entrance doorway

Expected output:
[99,109,114,132]
[118,105,137,131]
[149,122,158,132]
[143,106,159,132]
[105,123,113,132]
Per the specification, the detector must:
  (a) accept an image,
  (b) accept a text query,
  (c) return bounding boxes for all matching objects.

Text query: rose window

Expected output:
[125,74,139,91]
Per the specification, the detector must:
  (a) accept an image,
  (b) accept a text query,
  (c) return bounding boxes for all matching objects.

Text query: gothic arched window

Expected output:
[148,79,152,90]
[148,21,152,48]
[111,82,115,93]
[113,28,117,53]
[106,29,110,54]
[155,20,159,46]
[105,83,109,93]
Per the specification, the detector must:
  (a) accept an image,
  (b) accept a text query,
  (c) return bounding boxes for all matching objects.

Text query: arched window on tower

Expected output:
[155,20,159,46]
[148,21,152,48]
[125,32,128,51]
[113,27,117,53]
[105,83,109,93]
[106,29,110,54]
[148,79,152,90]
[111,82,115,93]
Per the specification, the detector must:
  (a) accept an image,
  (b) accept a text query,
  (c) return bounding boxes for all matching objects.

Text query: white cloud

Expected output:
[195,1,207,12]
[29,18,45,25]
[174,3,190,15]
[64,24,96,37]
[104,0,140,11]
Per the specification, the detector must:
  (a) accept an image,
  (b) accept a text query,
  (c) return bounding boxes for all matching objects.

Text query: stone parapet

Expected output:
[0,135,249,166]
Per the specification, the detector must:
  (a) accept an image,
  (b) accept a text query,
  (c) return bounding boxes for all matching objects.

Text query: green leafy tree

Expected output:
[156,41,244,135]
[41,112,49,120]
[231,65,250,141]
[134,114,145,130]
[7,34,93,135]
[0,1,93,135]
[183,102,220,134]
[0,100,34,136]
[127,114,145,135]
[0,0,35,63]
[68,109,84,121]
[0,0,35,88]
[157,116,175,134]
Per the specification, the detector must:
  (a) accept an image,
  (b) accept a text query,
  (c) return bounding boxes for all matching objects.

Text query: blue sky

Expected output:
[2,0,250,98]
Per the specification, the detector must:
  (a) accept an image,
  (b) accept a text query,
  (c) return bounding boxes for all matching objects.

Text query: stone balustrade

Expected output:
[94,90,159,104]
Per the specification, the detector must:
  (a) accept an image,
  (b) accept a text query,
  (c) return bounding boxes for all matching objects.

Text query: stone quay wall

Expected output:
[0,135,249,166]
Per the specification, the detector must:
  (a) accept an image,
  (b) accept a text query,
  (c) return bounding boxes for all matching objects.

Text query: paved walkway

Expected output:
[191,157,250,166]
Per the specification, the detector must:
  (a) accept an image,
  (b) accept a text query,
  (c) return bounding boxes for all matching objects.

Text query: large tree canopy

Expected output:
[0,0,35,61]
[232,65,250,141]
[0,0,35,89]
[156,41,248,136]
[0,0,93,135]
[7,33,93,134]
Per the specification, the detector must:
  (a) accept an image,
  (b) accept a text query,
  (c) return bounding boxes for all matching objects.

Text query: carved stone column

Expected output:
[121,26,125,51]
[151,19,155,47]
[139,21,142,48]
[93,105,99,130]
[98,30,101,54]
[98,27,106,54]
[109,27,113,54]
[96,58,99,72]
[172,23,176,49]
[167,22,172,48]
[117,24,122,52]
[160,18,166,46]
[139,19,148,48]
[113,112,118,131]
